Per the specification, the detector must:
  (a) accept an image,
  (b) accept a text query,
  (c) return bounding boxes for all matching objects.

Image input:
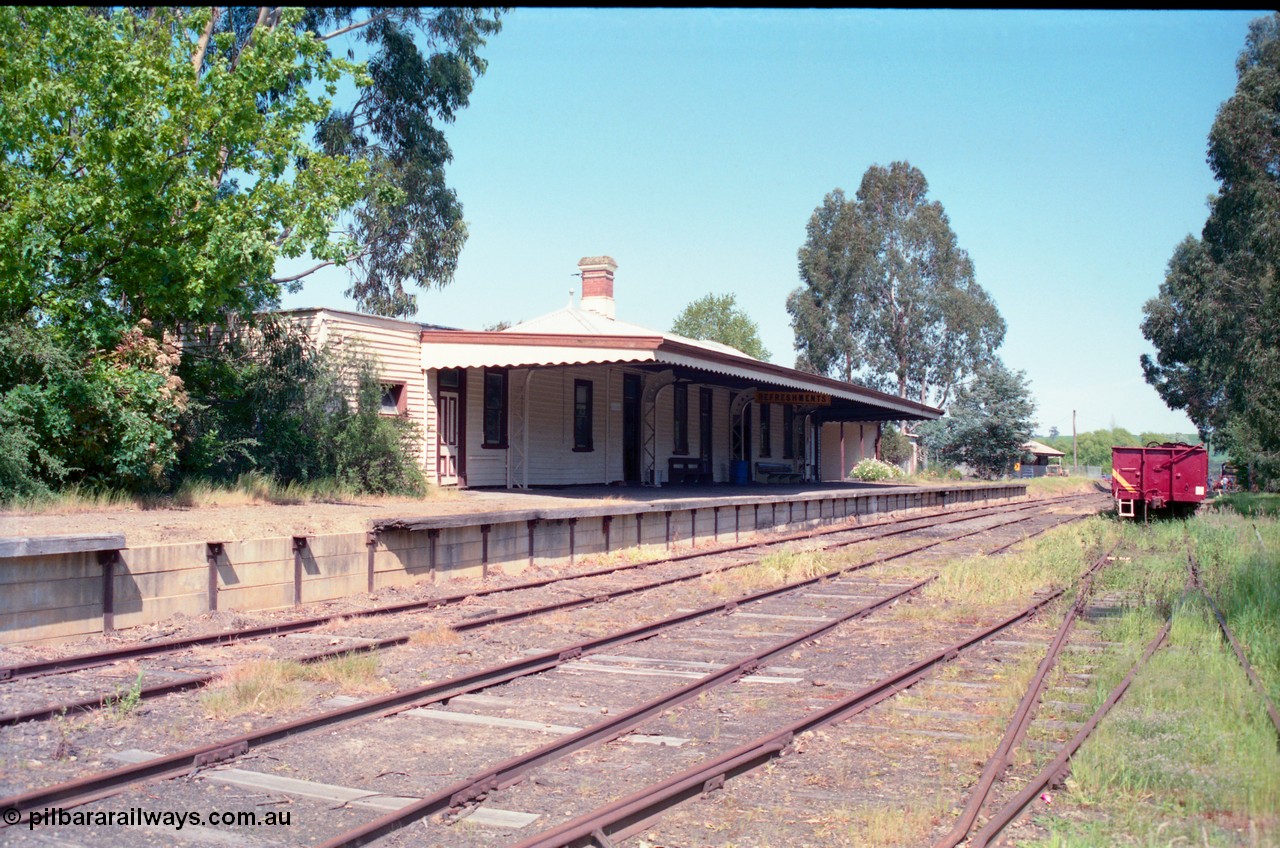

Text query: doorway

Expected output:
[623,373,642,483]
[436,369,464,486]
[699,387,713,475]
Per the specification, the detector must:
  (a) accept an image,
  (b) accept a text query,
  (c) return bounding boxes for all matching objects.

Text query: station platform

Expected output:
[2,480,1028,647]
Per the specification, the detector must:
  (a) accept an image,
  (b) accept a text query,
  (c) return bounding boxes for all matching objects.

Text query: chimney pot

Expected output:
[578,256,617,319]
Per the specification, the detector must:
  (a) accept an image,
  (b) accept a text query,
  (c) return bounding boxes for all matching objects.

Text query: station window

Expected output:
[482,368,508,449]
[437,368,461,390]
[759,402,772,457]
[573,379,594,451]
[673,382,689,455]
[380,383,406,415]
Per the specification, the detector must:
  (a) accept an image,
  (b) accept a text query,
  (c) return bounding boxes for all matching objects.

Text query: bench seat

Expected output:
[667,457,712,485]
[755,462,803,484]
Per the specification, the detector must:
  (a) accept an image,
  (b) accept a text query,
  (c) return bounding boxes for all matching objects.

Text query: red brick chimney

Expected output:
[578,256,617,319]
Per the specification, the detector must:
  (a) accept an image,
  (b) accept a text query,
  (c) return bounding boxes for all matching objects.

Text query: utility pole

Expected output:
[1072,409,1078,473]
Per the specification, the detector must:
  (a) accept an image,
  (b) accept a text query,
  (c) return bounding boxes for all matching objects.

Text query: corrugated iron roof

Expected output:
[419,324,942,421]
[507,304,756,360]
[1023,440,1066,456]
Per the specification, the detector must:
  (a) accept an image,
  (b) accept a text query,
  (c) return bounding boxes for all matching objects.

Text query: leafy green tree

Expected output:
[334,366,426,496]
[0,326,75,498]
[1141,13,1280,490]
[1038,429,1220,474]
[179,318,340,484]
[0,7,369,341]
[919,361,1036,480]
[670,293,771,360]
[787,161,1005,409]
[0,321,188,496]
[0,6,370,494]
[0,7,498,495]
[1042,428,1138,472]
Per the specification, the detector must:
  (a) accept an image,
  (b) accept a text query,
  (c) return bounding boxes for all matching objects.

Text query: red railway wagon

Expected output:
[1111,442,1209,519]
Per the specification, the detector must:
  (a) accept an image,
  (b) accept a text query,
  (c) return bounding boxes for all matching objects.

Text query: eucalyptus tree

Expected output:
[787,161,1004,411]
[303,7,504,316]
[1142,13,1280,488]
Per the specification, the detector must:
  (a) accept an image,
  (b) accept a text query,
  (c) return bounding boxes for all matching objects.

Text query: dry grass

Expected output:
[807,793,952,847]
[408,622,462,647]
[1023,477,1103,499]
[923,518,1114,608]
[302,652,385,691]
[702,547,833,596]
[4,471,460,514]
[201,653,386,718]
[579,544,667,570]
[313,616,354,635]
[201,660,308,718]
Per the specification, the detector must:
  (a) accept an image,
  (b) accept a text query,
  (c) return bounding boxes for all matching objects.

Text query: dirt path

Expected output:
[0,489,629,548]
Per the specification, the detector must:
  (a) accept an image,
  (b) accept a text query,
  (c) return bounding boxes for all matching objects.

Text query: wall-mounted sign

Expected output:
[757,391,832,406]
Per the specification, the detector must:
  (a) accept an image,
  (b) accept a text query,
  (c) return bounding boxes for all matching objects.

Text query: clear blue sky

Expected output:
[281,8,1262,438]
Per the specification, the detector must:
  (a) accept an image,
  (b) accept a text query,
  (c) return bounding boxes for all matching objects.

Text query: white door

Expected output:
[437,391,460,485]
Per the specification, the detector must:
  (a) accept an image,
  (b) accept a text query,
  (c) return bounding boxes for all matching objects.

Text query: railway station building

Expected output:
[284,256,943,489]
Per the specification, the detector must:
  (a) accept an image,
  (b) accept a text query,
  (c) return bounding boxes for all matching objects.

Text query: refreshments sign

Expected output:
[756,391,832,406]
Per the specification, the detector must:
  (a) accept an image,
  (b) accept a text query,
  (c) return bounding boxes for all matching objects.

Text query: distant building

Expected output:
[1022,440,1067,477]
[285,256,943,488]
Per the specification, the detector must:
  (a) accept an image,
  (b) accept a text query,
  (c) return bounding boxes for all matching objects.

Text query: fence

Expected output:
[1018,465,1103,479]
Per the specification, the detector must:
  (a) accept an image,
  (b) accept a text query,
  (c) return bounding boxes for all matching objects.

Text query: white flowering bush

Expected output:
[848,458,904,481]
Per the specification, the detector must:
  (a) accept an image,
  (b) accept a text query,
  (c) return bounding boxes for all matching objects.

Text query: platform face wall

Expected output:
[0,485,1025,647]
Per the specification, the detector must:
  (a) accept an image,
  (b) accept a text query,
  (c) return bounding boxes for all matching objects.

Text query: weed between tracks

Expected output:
[200,653,387,718]
[923,517,1112,610]
[700,547,832,596]
[408,622,462,647]
[814,794,953,847]
[1018,511,1280,846]
[580,544,668,569]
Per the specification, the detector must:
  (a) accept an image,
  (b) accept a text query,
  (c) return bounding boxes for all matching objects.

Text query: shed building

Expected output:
[1023,440,1066,467]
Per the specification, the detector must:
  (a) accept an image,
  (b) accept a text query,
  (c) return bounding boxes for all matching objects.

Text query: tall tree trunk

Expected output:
[190,7,221,76]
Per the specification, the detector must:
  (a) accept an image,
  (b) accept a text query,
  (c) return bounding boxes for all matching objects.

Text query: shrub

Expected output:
[879,424,912,465]
[177,317,424,497]
[333,363,425,496]
[0,319,186,500]
[849,458,904,481]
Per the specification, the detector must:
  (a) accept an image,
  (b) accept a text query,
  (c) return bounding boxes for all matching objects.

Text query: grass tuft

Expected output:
[923,517,1115,611]
[201,653,386,718]
[702,547,832,595]
[408,623,462,647]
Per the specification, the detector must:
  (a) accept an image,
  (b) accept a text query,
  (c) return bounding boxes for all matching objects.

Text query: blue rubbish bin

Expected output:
[731,460,749,486]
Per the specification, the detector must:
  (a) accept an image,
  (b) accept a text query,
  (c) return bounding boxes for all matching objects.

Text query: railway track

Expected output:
[0,494,1091,728]
[0,493,1104,846]
[921,532,1280,847]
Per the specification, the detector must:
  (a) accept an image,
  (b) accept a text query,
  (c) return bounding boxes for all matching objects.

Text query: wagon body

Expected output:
[1111,442,1209,518]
